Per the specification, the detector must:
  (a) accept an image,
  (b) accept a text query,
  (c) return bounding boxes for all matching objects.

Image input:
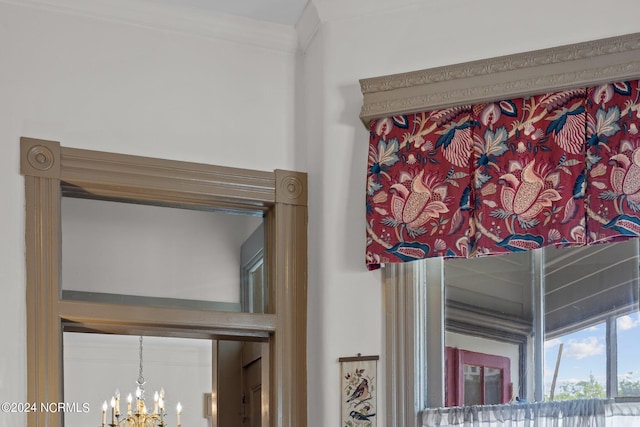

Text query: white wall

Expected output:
[3,1,640,427]
[61,197,262,303]
[299,1,640,426]
[0,2,296,425]
[0,2,297,169]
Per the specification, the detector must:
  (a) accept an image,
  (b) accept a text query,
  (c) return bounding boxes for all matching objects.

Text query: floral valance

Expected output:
[366,79,640,269]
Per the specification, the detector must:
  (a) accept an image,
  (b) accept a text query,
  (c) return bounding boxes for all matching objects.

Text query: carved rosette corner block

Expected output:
[20,137,61,178]
[275,170,307,206]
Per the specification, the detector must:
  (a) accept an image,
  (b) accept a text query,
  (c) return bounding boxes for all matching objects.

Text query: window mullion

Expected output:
[531,248,545,402]
[607,315,618,398]
[424,258,445,408]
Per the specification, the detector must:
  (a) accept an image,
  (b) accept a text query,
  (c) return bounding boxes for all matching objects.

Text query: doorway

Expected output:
[21,137,307,427]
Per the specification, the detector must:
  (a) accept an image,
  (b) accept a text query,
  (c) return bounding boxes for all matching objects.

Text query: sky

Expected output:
[544,312,640,397]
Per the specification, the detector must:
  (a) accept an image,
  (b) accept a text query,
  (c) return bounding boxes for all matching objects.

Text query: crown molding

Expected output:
[295,1,321,53]
[360,32,640,127]
[295,0,422,54]
[313,0,422,24]
[1,0,299,53]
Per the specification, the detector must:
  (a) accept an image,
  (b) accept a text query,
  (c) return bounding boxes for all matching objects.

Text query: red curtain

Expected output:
[366,80,640,270]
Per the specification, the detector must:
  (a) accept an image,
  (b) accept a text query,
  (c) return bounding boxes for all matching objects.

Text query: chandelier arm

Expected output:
[137,336,146,396]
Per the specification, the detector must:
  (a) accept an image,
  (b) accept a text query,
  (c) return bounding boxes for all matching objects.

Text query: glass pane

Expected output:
[443,235,639,407]
[445,251,527,405]
[61,197,264,313]
[250,263,265,314]
[617,312,640,397]
[241,223,266,314]
[63,333,212,427]
[464,364,482,406]
[545,322,606,400]
[483,367,502,404]
[545,240,639,336]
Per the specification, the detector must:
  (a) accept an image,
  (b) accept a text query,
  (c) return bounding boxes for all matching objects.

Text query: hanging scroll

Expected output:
[340,354,379,427]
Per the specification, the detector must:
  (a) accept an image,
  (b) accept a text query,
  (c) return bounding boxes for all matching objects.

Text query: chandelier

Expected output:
[101,336,182,427]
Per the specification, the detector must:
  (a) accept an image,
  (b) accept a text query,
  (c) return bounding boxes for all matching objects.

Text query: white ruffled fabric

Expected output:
[421,399,640,427]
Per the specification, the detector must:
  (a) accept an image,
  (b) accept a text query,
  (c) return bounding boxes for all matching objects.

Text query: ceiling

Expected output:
[149,0,310,26]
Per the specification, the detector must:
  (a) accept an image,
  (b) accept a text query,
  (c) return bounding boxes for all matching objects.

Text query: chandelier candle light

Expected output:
[101,336,182,427]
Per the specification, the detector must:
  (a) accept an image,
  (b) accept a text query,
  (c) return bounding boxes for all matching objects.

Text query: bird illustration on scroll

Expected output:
[340,357,377,427]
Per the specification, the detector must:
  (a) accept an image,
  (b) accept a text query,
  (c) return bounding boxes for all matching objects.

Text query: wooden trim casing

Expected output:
[360,32,640,127]
[59,145,276,210]
[24,173,63,427]
[21,137,307,427]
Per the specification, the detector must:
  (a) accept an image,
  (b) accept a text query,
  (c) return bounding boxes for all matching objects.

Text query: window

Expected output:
[384,244,640,425]
[444,241,640,405]
[545,312,640,401]
[545,323,607,400]
[618,313,640,397]
[361,34,640,427]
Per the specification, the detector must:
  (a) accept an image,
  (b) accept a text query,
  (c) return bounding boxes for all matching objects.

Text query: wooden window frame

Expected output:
[20,138,307,427]
[447,348,511,407]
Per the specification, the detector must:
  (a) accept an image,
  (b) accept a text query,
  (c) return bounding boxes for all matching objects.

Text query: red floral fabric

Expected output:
[366,109,474,266]
[470,90,586,256]
[586,82,640,244]
[366,80,640,270]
